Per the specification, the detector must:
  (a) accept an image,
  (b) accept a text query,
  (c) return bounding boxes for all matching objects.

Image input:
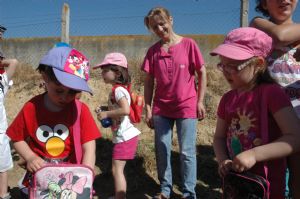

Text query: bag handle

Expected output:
[73,99,82,164]
[260,87,269,180]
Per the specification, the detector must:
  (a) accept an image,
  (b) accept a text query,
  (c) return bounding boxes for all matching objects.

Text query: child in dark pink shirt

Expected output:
[211,27,300,199]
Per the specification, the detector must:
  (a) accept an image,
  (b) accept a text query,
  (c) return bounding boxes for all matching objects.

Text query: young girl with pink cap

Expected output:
[94,52,141,199]
[211,27,300,199]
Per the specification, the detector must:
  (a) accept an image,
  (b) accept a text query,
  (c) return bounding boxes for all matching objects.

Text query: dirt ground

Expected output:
[5,63,227,199]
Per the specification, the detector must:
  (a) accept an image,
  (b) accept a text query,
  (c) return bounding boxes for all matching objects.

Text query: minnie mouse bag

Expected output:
[30,164,94,199]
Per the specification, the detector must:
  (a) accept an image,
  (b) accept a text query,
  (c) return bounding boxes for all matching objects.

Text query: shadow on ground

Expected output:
[94,138,222,199]
[169,144,221,199]
[93,138,159,199]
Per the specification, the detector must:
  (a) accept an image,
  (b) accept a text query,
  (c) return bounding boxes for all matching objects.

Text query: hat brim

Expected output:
[92,61,110,69]
[210,44,254,60]
[53,68,93,95]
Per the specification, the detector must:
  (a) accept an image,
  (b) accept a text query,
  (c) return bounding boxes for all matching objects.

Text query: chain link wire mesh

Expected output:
[3,0,297,67]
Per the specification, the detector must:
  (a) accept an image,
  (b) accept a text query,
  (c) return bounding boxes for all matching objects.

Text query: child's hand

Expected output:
[94,106,102,114]
[218,159,233,177]
[232,149,257,173]
[96,111,108,121]
[26,155,45,173]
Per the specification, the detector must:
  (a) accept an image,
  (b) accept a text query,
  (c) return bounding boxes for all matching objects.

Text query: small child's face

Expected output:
[218,56,256,91]
[101,67,118,84]
[43,75,80,109]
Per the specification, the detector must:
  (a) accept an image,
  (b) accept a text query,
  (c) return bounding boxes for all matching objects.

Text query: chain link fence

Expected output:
[2,1,262,38]
[2,0,299,67]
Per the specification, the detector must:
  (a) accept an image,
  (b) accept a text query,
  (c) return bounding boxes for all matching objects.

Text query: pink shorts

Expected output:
[112,136,139,160]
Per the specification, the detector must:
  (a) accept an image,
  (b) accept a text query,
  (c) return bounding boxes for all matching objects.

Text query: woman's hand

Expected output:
[145,108,154,129]
[197,101,206,120]
[232,149,257,173]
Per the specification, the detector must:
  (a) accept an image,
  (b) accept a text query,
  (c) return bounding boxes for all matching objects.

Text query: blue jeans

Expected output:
[153,115,197,199]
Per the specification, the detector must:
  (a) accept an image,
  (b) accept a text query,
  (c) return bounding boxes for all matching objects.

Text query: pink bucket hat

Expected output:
[40,46,92,94]
[210,27,273,60]
[93,52,128,69]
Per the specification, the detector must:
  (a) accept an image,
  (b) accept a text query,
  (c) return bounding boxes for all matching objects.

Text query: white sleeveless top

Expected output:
[267,45,300,117]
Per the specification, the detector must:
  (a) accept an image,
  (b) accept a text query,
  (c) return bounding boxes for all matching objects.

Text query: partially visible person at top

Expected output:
[6,46,101,198]
[211,27,300,199]
[0,24,18,199]
[0,25,6,38]
[251,0,300,198]
[141,7,207,199]
[93,52,140,199]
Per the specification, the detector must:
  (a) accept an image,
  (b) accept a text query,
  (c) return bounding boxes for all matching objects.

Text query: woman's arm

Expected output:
[81,140,96,170]
[251,17,300,47]
[196,66,207,119]
[233,106,300,172]
[144,74,154,129]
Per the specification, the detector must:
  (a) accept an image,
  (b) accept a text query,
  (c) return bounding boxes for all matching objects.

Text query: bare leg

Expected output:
[0,172,8,198]
[112,159,127,199]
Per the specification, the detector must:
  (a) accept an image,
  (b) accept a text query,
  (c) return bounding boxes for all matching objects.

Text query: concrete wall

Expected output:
[0,34,225,68]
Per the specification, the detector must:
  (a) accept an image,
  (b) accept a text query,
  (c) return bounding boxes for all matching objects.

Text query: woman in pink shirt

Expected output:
[141,7,207,199]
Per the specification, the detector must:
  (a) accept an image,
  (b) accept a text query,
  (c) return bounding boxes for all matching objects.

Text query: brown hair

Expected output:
[102,64,131,85]
[37,64,59,82]
[251,57,276,85]
[37,64,81,94]
[144,7,172,30]
[255,0,270,17]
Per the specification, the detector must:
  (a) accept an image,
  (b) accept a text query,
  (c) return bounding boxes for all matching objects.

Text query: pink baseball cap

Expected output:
[210,27,273,60]
[93,52,128,69]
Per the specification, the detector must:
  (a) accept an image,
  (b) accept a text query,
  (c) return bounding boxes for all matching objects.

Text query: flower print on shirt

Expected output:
[227,108,261,158]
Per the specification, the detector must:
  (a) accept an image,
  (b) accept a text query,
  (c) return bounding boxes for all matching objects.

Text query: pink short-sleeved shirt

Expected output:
[141,37,205,118]
[218,84,291,198]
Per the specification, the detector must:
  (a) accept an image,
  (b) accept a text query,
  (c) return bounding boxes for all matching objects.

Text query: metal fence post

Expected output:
[61,3,70,44]
[240,0,249,27]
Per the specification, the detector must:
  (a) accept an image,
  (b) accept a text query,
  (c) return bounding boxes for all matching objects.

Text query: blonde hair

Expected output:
[144,7,171,30]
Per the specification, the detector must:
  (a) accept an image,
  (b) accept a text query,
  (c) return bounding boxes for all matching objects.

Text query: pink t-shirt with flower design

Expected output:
[218,84,291,198]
